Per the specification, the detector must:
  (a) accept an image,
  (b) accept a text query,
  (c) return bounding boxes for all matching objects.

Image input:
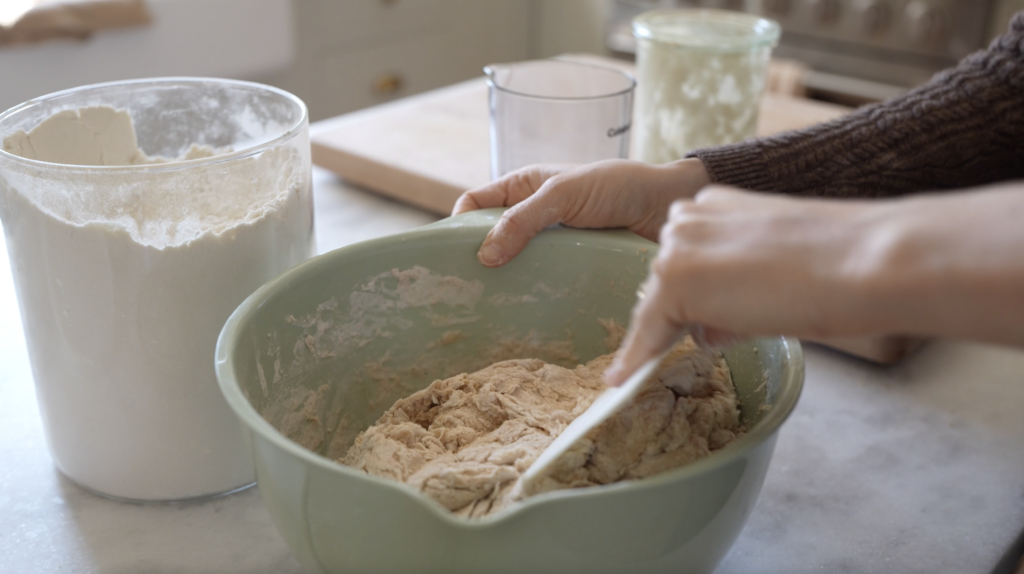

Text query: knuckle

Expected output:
[657,223,675,246]
[651,254,670,278]
[694,185,731,201]
[668,199,696,220]
[508,171,536,198]
[651,242,702,285]
[501,203,549,240]
[500,167,546,203]
[662,207,718,248]
[541,172,574,196]
[667,200,712,230]
[658,216,695,246]
[651,250,682,279]
[500,207,527,234]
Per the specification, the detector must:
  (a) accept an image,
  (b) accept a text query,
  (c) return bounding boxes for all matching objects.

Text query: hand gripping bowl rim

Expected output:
[214,208,805,528]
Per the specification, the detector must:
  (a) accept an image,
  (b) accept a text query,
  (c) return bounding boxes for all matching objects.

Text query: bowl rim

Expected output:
[215,209,805,528]
[484,58,637,102]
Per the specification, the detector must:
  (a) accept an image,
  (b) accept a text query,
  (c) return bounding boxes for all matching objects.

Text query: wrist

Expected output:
[840,198,953,338]
[796,199,924,338]
[623,159,711,243]
[663,158,711,198]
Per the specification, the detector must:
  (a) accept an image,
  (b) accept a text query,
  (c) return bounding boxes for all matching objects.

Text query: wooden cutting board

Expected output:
[310,54,850,216]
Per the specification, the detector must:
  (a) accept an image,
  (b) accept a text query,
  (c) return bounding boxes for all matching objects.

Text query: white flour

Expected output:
[0,106,313,500]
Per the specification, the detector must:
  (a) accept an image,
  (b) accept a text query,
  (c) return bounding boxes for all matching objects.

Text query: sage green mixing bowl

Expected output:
[215,208,803,574]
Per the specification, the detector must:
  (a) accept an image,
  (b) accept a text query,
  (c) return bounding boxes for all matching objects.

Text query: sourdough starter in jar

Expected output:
[632,10,780,164]
[0,80,313,501]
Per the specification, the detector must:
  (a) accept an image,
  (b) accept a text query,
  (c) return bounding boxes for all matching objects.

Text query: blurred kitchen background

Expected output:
[2,0,1023,121]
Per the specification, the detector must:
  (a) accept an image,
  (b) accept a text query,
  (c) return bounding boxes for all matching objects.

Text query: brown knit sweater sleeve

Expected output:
[689,11,1024,198]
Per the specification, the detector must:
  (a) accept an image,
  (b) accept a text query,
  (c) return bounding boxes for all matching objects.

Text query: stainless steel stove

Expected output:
[607,0,999,102]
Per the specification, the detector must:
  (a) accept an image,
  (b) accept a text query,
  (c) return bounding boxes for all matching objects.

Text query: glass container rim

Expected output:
[632,8,781,52]
[0,77,309,174]
[484,58,637,102]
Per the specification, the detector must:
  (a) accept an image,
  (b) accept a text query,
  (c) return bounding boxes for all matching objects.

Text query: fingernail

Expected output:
[478,242,505,266]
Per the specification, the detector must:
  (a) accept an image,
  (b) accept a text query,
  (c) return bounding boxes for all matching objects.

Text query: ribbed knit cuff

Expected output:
[687,142,777,192]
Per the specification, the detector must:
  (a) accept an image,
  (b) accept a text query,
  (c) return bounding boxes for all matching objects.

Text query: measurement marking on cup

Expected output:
[607,123,631,138]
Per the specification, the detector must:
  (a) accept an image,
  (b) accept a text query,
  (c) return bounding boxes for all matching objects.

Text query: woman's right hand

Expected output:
[604,181,1024,385]
[452,158,711,267]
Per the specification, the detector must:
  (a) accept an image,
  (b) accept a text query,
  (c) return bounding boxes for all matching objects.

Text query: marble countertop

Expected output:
[2,166,1024,574]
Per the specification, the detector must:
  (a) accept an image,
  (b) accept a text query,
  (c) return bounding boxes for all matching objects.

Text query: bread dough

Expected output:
[342,337,742,518]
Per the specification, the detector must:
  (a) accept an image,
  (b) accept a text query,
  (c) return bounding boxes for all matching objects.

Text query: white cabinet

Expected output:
[271,0,534,122]
[0,0,294,114]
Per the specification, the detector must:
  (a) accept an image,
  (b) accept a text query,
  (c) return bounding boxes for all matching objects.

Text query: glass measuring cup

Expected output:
[486,59,636,179]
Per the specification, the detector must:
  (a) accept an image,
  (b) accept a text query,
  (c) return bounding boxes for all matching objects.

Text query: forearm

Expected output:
[853,183,1024,346]
[689,12,1024,199]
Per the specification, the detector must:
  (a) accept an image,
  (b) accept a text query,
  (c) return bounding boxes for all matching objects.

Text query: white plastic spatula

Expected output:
[512,350,669,500]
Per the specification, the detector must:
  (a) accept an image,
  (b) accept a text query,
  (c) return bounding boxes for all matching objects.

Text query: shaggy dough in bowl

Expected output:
[342,337,742,517]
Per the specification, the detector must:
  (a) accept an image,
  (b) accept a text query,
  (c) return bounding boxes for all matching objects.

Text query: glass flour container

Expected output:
[0,78,314,501]
[633,9,780,164]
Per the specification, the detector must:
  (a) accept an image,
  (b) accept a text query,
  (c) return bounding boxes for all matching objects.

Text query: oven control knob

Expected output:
[905,0,949,44]
[854,0,891,36]
[764,0,792,17]
[806,0,842,25]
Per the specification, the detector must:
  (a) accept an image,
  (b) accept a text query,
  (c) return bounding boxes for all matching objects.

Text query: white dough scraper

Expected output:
[513,350,670,500]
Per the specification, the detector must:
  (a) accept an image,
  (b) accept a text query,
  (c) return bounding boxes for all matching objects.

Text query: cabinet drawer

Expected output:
[315,33,479,118]
[313,0,452,50]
